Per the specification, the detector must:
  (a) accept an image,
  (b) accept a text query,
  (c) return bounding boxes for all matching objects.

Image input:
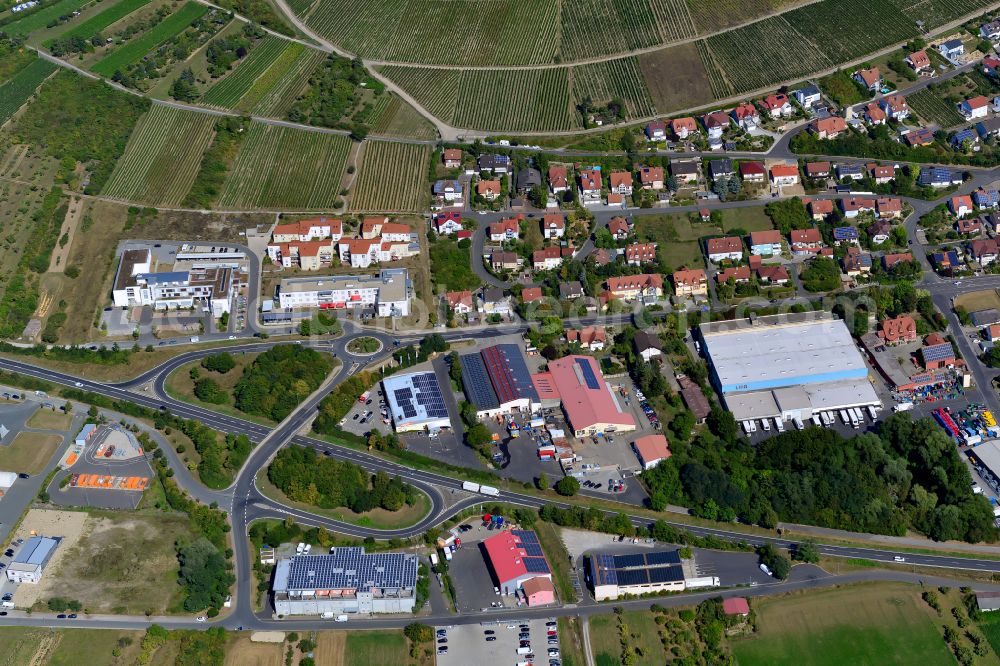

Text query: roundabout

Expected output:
[345,335,384,356]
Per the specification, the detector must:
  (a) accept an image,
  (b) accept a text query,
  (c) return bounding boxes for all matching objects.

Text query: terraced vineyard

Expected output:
[571,57,657,120]
[558,0,696,63]
[785,0,919,63]
[694,40,733,99]
[46,0,151,45]
[376,67,460,122]
[302,0,560,66]
[2,0,92,37]
[235,43,308,113]
[705,15,831,95]
[907,89,966,128]
[0,59,57,125]
[890,0,995,30]
[201,35,288,109]
[350,141,430,213]
[91,2,208,77]
[102,105,216,205]
[218,122,350,209]
[249,49,325,117]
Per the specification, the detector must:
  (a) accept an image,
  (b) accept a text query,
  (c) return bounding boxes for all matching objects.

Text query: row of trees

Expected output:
[268,445,418,513]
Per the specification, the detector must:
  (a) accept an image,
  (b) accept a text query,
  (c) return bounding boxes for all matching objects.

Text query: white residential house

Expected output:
[960,96,990,120]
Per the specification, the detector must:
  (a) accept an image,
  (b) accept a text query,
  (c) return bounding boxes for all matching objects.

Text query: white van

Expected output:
[867,405,878,421]
[761,418,770,432]
[742,421,753,435]
[335,614,349,622]
[774,417,784,432]
[840,410,850,425]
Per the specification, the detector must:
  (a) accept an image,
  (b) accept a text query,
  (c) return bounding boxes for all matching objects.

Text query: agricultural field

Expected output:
[704,16,831,95]
[784,0,919,63]
[301,0,560,66]
[248,48,324,117]
[891,0,996,29]
[686,0,802,32]
[0,58,56,125]
[557,0,696,63]
[101,105,216,206]
[45,0,151,45]
[217,122,350,209]
[453,69,575,131]
[368,94,438,140]
[350,141,430,212]
[200,35,288,109]
[730,583,955,665]
[377,66,460,123]
[0,627,145,666]
[571,57,658,120]
[1,0,92,37]
[907,88,966,128]
[640,41,729,113]
[91,1,208,77]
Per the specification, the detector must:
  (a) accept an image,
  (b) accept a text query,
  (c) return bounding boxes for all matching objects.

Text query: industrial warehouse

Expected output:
[480,529,556,605]
[531,355,636,436]
[587,550,685,600]
[5,536,59,584]
[699,312,881,427]
[460,344,540,418]
[382,371,451,432]
[271,547,419,616]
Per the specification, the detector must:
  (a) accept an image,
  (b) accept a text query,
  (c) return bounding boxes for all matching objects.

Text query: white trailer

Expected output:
[840,410,850,425]
[774,417,784,432]
[742,421,753,435]
[462,481,481,493]
[761,418,770,431]
[867,405,878,420]
[429,552,439,566]
[810,414,822,427]
[684,576,721,589]
[894,401,914,412]
[850,410,860,428]
[479,485,500,497]
[794,417,804,430]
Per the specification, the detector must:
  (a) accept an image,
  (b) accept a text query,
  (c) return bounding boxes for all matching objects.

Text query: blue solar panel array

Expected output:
[524,557,551,574]
[459,353,499,410]
[575,357,600,390]
[922,343,954,363]
[589,549,685,591]
[285,547,418,591]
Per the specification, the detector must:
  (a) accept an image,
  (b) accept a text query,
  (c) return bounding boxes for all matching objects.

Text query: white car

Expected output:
[74,382,82,387]
[893,556,905,563]
[759,563,773,576]
[196,616,207,622]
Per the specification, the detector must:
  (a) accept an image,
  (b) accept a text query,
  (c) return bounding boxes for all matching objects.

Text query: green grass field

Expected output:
[589,610,664,666]
[350,140,430,212]
[102,105,216,205]
[91,1,208,77]
[344,630,407,666]
[201,35,288,108]
[218,121,350,209]
[0,58,56,125]
[45,0,151,45]
[2,0,92,37]
[731,583,954,665]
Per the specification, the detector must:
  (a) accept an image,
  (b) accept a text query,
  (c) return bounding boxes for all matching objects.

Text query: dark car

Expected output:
[3,550,12,557]
[323,451,332,456]
[484,630,495,635]
[352,413,360,420]
[57,614,66,619]
[67,614,77,619]
[485,636,497,642]
[17,473,28,479]
[437,638,447,644]
[0,611,7,616]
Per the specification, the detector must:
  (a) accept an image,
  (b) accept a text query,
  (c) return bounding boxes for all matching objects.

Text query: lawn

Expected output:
[722,206,774,233]
[37,512,191,615]
[731,583,955,665]
[26,407,72,430]
[0,627,145,665]
[634,213,715,271]
[589,610,663,666]
[163,352,274,425]
[558,617,588,666]
[954,289,1000,314]
[344,630,407,666]
[0,432,62,474]
[255,466,433,530]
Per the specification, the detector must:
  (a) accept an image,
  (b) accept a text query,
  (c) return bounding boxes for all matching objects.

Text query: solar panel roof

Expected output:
[512,530,539,544]
[612,553,645,569]
[460,353,500,410]
[281,548,418,591]
[616,569,649,586]
[523,557,551,574]
[575,357,600,389]
[522,543,544,557]
[644,550,682,566]
[648,566,685,583]
[922,343,954,362]
[383,372,450,426]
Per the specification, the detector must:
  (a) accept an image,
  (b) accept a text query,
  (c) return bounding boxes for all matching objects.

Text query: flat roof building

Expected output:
[382,372,451,432]
[277,268,411,318]
[700,313,879,421]
[460,344,539,418]
[481,529,552,596]
[6,536,58,584]
[588,549,685,601]
[272,547,418,616]
[531,355,636,436]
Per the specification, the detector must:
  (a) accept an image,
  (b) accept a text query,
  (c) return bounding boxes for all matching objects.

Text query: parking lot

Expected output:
[435,618,561,666]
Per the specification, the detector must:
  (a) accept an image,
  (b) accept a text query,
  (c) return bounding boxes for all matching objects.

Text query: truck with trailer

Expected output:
[479,485,500,497]
[894,401,914,412]
[774,417,784,432]
[684,576,721,589]
[462,481,481,493]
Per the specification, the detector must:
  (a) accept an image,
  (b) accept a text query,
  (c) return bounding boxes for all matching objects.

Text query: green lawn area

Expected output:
[662,242,704,271]
[0,627,145,665]
[955,289,1000,314]
[731,583,955,666]
[634,213,715,271]
[589,610,664,666]
[344,630,407,666]
[722,207,774,233]
[558,617,588,666]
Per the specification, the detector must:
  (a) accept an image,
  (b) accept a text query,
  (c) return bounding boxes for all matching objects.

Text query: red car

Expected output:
[103,445,115,458]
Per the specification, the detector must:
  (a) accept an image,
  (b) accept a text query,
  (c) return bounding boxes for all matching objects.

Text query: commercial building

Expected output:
[460,344,539,418]
[531,355,636,436]
[632,434,671,470]
[272,547,419,615]
[699,313,880,422]
[5,536,58,583]
[74,424,97,447]
[588,549,685,601]
[276,268,411,318]
[520,575,556,607]
[382,372,451,433]
[112,249,236,317]
[481,529,553,597]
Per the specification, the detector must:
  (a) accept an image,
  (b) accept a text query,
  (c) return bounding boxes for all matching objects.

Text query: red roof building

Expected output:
[481,530,553,594]
[739,161,766,181]
[625,243,657,265]
[878,315,917,344]
[723,597,750,617]
[632,434,671,470]
[531,355,636,436]
[672,117,698,138]
[521,286,543,303]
